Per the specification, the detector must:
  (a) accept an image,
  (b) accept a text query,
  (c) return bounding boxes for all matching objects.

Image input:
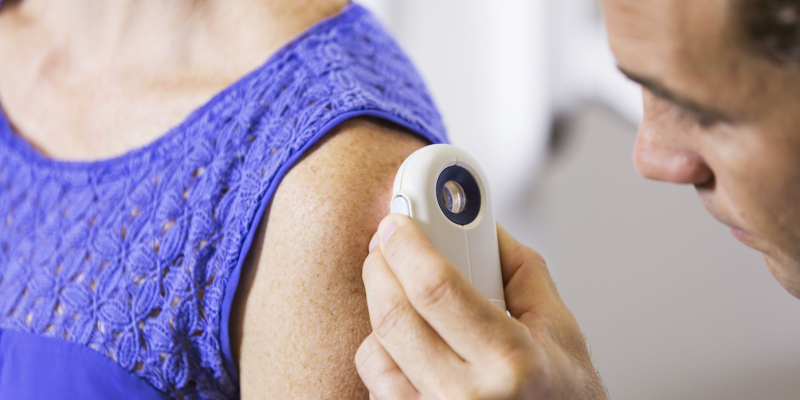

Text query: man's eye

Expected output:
[694,114,720,129]
[676,106,721,129]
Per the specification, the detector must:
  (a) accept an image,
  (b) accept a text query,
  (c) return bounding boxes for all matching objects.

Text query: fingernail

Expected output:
[368,232,379,252]
[379,220,397,245]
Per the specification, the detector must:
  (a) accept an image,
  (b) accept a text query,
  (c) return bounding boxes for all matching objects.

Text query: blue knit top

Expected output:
[0,4,447,399]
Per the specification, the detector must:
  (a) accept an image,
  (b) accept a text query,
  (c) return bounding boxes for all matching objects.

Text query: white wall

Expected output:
[361,0,643,212]
[361,0,552,209]
[525,107,800,400]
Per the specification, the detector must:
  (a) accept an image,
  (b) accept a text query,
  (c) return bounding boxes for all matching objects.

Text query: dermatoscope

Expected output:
[391,145,506,310]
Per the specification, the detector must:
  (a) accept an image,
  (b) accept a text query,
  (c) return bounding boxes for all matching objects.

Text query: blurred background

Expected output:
[361,1,800,399]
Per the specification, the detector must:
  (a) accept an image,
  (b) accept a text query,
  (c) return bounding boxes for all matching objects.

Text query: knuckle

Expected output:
[482,324,552,399]
[523,360,554,396]
[491,353,547,399]
[522,246,547,268]
[410,263,454,309]
[362,250,383,282]
[372,296,409,340]
[354,336,383,373]
[521,246,553,281]
[380,228,413,261]
[511,318,537,342]
[527,354,555,395]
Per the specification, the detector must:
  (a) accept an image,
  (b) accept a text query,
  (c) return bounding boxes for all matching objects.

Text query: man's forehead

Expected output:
[602,0,766,117]
[602,0,731,47]
[607,1,742,63]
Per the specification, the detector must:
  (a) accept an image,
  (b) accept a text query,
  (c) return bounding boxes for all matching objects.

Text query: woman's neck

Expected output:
[0,0,349,160]
[6,0,348,79]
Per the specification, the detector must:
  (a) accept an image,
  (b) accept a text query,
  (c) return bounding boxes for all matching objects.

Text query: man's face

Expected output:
[601,0,800,298]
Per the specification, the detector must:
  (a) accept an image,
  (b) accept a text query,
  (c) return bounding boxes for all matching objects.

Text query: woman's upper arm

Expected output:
[231,118,428,399]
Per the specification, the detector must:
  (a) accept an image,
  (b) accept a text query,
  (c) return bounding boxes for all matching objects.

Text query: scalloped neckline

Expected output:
[0,3,363,172]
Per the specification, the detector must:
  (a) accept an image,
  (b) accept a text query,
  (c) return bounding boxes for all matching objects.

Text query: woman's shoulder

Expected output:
[226,2,446,153]
[0,3,447,399]
[232,117,429,399]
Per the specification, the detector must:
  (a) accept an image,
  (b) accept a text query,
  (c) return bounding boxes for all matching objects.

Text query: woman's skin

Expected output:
[0,0,347,160]
[356,0,800,398]
[6,0,800,398]
[0,0,427,398]
[232,120,428,398]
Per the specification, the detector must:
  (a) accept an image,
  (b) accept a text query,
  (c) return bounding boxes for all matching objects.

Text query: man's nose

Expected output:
[633,126,713,185]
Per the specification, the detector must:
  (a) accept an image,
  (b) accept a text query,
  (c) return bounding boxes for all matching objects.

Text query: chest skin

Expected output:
[0,0,348,162]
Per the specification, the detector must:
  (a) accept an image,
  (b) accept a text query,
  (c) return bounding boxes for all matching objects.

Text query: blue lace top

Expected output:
[0,4,447,399]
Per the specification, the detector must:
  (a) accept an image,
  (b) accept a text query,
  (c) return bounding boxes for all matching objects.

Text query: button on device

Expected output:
[391,195,412,217]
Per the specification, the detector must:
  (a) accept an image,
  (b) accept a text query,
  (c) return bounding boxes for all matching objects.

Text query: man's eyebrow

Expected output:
[617,66,735,124]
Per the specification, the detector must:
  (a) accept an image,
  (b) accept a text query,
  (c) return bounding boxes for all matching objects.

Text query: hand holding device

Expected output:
[389,144,506,309]
[358,217,607,399]
[357,145,605,399]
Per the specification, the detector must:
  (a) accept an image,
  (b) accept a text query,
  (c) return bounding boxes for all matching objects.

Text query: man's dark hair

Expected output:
[739,0,800,63]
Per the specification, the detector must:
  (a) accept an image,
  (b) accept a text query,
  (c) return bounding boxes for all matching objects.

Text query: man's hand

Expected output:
[355,215,607,399]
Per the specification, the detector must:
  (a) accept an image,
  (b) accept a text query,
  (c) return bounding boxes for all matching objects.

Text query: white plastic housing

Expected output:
[391,145,506,310]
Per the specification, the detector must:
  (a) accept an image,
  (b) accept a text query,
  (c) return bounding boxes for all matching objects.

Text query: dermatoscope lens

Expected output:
[442,180,467,214]
[437,166,481,225]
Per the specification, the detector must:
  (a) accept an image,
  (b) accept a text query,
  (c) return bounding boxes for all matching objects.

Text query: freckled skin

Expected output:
[231,119,428,399]
[602,0,800,298]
